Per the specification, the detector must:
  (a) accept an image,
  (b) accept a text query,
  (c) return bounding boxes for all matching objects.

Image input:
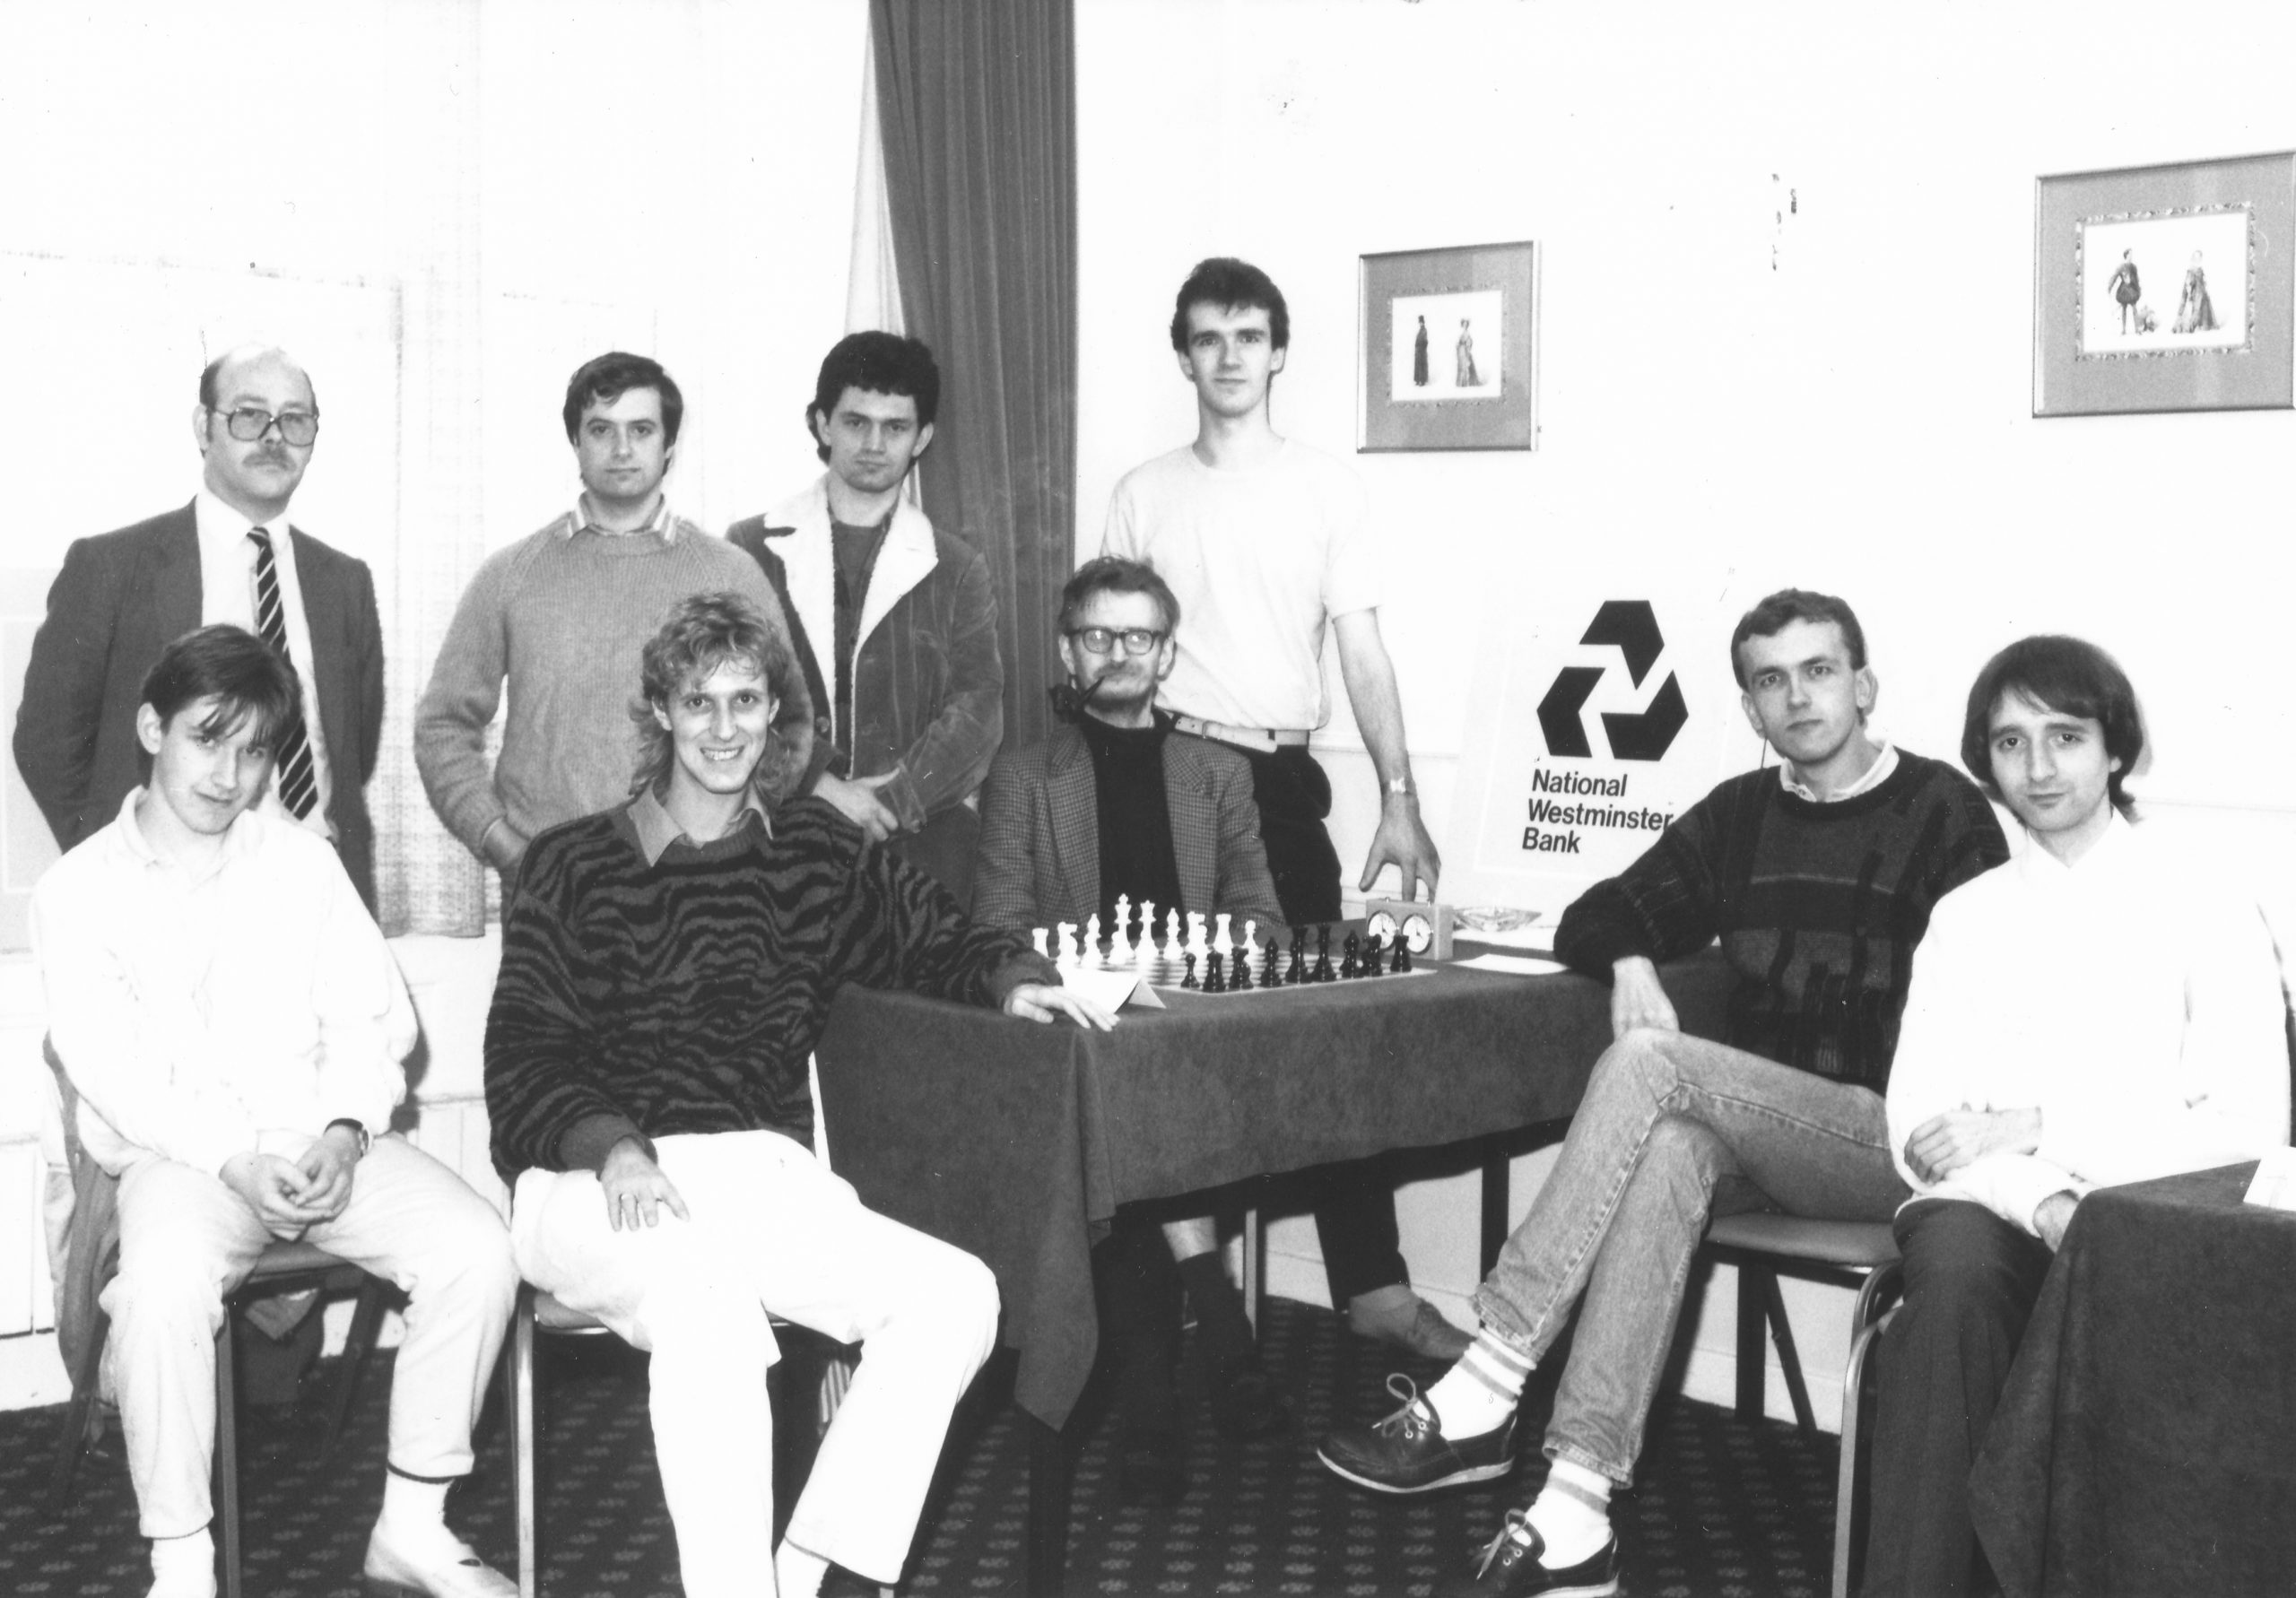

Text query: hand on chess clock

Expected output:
[1004,982,1118,1031]
[814,769,902,841]
[1358,792,1442,904]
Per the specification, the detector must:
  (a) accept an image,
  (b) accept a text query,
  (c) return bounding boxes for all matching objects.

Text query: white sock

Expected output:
[148,1528,216,1598]
[374,1471,464,1561]
[1422,1328,1533,1439]
[1526,1457,1613,1567]
[774,1538,831,1597]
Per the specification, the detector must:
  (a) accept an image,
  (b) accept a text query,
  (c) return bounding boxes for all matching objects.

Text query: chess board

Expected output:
[1034,925,1429,994]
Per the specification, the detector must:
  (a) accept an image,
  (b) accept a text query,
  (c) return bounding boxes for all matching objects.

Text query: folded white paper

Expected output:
[2243,1146,2296,1211]
[1453,953,1569,977]
[1058,966,1166,1013]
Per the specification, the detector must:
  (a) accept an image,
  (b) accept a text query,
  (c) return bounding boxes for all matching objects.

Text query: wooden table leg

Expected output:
[1480,1138,1511,1279]
[1024,1411,1073,1598]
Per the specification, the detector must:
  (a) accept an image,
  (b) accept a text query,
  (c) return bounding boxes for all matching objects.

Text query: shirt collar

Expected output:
[1779,740,1897,803]
[627,785,770,866]
[2013,806,2131,883]
[195,486,290,545]
[112,785,263,877]
[569,493,678,543]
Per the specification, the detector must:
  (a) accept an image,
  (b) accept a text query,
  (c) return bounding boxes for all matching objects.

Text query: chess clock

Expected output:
[1362,899,1454,960]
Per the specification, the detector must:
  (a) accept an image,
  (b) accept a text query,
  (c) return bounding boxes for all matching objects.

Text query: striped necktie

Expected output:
[247,528,318,819]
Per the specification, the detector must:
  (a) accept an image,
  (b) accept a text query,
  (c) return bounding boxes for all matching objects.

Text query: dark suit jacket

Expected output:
[13,501,387,909]
[970,717,1283,934]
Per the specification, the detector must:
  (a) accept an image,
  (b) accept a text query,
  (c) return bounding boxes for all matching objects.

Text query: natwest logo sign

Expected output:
[1536,601,1687,761]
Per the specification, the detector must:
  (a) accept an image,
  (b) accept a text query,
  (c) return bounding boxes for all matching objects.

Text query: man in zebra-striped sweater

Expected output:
[485,593,1109,1598]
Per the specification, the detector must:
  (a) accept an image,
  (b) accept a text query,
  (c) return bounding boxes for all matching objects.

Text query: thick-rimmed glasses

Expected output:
[209,406,320,447]
[1066,627,1166,656]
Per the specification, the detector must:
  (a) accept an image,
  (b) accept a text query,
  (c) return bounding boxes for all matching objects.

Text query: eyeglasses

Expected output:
[1066,627,1166,656]
[209,406,320,447]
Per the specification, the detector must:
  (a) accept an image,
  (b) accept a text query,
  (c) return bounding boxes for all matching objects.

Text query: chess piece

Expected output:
[1085,913,1102,958]
[1393,937,1413,974]
[1263,937,1281,988]
[1205,949,1226,993]
[1314,924,1335,983]
[1056,922,1079,968]
[1363,931,1386,976]
[1031,927,1050,960]
[1340,932,1361,980]
[1180,951,1199,990]
[1229,942,1252,991]
[1139,899,1157,947]
[1213,912,1233,953]
[1288,928,1308,986]
[1164,908,1183,952]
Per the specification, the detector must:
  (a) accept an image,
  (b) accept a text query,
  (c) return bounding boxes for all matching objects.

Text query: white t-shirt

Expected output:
[1101,439,1381,733]
[1884,813,2290,1235]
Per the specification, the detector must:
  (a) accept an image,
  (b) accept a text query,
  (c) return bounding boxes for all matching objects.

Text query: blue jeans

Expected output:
[1472,1028,1909,1485]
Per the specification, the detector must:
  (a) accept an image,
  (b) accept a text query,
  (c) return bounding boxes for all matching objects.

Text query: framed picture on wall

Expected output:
[1360,240,1539,450]
[2033,151,2295,416]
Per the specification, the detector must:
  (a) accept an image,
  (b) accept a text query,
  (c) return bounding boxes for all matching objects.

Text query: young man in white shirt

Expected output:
[1866,634,2290,1598]
[1103,256,1457,1359]
[33,625,519,1598]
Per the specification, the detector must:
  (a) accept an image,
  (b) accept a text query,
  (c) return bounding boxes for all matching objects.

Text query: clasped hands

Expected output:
[221,1123,364,1240]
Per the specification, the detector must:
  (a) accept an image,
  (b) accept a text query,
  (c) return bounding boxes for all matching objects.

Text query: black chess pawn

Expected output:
[1340,932,1361,980]
[1230,943,1252,990]
[1313,924,1336,983]
[1205,949,1227,993]
[1180,951,1199,990]
[1363,931,1387,975]
[1393,937,1413,974]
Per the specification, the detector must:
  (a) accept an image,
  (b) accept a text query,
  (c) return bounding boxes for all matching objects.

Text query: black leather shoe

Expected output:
[1435,1511,1619,1596]
[1206,1360,1291,1439]
[1118,1426,1187,1505]
[1316,1374,1518,1494]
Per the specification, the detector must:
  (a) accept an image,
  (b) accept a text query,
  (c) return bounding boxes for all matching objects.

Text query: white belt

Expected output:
[1172,716,1310,752]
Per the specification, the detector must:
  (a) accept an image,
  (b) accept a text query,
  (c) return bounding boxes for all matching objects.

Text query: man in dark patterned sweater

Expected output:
[485,593,1107,1598]
[1319,589,2007,1598]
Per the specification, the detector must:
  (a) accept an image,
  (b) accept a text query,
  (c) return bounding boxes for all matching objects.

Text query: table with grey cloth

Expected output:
[814,951,1734,1594]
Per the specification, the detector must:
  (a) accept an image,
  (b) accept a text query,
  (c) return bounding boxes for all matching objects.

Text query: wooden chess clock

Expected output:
[1362,899,1454,961]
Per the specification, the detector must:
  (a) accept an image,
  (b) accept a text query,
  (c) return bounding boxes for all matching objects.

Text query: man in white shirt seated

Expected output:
[1866,634,2292,1598]
[30,625,520,1598]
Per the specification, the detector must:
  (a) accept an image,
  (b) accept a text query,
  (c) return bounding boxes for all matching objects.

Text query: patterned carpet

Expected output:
[3,1297,1841,1596]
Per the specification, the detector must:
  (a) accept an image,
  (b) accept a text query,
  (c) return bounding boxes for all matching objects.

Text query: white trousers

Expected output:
[511,1129,999,1595]
[105,1134,518,1538]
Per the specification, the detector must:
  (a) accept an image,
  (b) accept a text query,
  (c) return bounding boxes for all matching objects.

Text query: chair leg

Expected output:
[1759,1271,1818,1434]
[1239,1205,1261,1338]
[1734,1262,1770,1420]
[514,1288,537,1598]
[217,1311,243,1598]
[1833,1312,1891,1598]
[322,1275,392,1463]
[48,1307,112,1515]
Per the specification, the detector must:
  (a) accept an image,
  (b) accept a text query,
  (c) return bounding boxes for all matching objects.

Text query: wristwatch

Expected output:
[1384,777,1415,799]
[325,1118,372,1157]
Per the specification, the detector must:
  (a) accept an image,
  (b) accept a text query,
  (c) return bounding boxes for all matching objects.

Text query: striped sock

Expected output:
[1423,1328,1534,1438]
[1528,1457,1613,1566]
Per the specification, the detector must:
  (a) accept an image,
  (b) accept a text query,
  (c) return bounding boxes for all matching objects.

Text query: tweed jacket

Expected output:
[728,477,1002,834]
[13,502,386,909]
[970,716,1283,934]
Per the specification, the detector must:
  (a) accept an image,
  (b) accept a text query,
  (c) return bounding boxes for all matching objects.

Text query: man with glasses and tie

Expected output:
[16,343,386,910]
[971,555,1291,1500]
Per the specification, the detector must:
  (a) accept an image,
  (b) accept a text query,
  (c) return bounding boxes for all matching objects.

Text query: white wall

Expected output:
[1079,0,2296,1424]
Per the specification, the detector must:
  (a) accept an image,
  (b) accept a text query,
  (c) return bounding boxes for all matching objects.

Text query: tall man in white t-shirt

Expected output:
[1101,256,1460,1359]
